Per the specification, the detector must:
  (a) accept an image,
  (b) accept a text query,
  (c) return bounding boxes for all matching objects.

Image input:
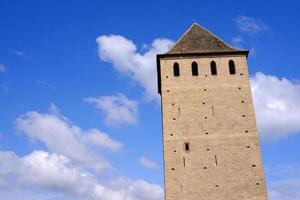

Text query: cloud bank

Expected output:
[251,72,300,140]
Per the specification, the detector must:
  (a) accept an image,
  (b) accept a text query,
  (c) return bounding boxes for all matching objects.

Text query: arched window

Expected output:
[191,61,198,76]
[173,62,180,77]
[229,60,236,75]
[210,61,217,75]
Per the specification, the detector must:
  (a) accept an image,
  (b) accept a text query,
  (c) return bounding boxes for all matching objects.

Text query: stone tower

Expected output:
[156,24,268,200]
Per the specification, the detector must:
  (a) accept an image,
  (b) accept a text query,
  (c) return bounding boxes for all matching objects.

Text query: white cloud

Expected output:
[15,105,122,171]
[96,35,173,101]
[0,64,6,73]
[251,72,300,140]
[0,151,164,200]
[235,15,268,35]
[10,50,26,57]
[138,157,159,170]
[231,36,244,48]
[84,93,138,126]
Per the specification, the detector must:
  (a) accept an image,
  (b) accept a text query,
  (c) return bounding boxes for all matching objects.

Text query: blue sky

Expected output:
[1,0,300,199]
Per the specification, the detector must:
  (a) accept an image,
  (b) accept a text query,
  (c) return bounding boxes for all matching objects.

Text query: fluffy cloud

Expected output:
[251,72,300,140]
[0,151,163,200]
[15,105,122,171]
[138,157,159,170]
[96,35,173,101]
[0,64,6,73]
[84,93,138,126]
[235,15,268,35]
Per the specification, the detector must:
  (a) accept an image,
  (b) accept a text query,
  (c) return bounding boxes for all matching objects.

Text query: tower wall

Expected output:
[159,55,268,200]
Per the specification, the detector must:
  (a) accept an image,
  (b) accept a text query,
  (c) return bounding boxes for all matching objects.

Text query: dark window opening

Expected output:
[215,155,218,166]
[183,157,186,167]
[210,61,217,75]
[173,62,180,77]
[229,60,236,75]
[191,61,199,76]
[185,143,190,151]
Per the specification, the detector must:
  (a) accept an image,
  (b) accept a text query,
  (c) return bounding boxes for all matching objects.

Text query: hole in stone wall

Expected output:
[185,143,190,151]
[173,62,180,77]
[210,61,217,75]
[212,106,215,116]
[167,90,170,92]
[174,150,177,152]
[183,157,186,167]
[241,100,245,103]
[178,107,181,116]
[204,117,207,119]
[242,115,246,117]
[204,166,207,169]
[238,87,241,90]
[172,168,175,171]
[206,148,210,151]
[245,130,249,133]
[204,89,207,91]
[172,103,175,106]
[256,183,260,185]
[252,165,256,167]
[215,185,219,188]
[229,60,236,75]
[203,102,206,105]
[247,146,250,148]
[166,76,169,78]
[240,73,243,75]
[215,155,218,166]
[170,134,173,136]
[173,118,176,120]
[205,132,209,135]
[191,61,199,76]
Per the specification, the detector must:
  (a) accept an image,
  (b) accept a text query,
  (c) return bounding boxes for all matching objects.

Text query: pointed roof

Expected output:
[166,23,241,54]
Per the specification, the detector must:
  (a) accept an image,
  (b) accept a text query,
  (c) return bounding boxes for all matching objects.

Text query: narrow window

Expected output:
[184,143,190,151]
[191,61,198,76]
[229,60,236,75]
[173,62,180,77]
[210,61,217,75]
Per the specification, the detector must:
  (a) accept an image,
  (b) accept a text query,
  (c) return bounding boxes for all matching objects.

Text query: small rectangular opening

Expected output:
[185,143,190,151]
